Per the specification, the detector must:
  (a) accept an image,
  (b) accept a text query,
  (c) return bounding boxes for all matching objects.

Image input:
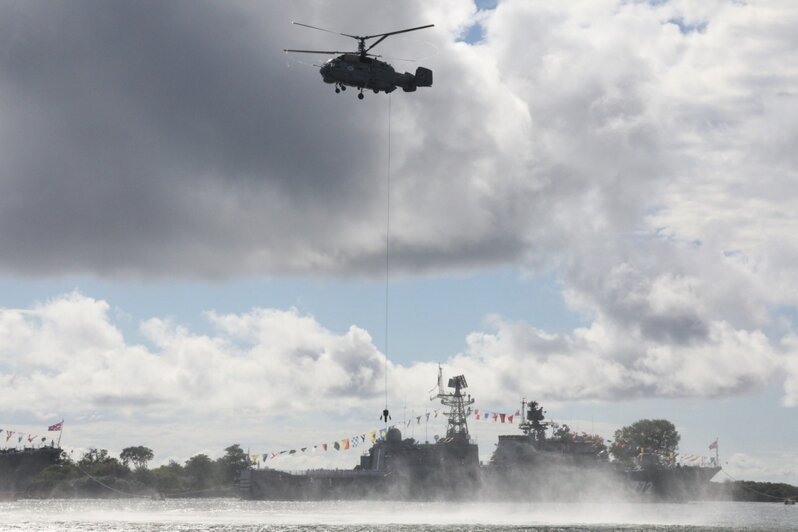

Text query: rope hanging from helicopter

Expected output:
[382,94,392,426]
[282,21,435,425]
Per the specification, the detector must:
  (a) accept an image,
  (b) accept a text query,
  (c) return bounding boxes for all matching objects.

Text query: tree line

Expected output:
[30,444,250,497]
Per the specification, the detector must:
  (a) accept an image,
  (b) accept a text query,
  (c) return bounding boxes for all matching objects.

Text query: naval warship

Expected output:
[239,370,720,501]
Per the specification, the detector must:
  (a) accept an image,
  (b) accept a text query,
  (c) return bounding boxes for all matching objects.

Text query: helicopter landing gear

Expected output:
[335,87,340,94]
[335,83,346,94]
[357,91,364,100]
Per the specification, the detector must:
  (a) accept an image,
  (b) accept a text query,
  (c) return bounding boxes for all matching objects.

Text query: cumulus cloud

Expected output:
[0,293,793,445]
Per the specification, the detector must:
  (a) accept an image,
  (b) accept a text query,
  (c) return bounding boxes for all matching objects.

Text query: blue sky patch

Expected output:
[667,16,708,34]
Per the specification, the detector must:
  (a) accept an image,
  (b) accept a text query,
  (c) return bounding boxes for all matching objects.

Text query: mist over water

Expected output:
[0,499,795,531]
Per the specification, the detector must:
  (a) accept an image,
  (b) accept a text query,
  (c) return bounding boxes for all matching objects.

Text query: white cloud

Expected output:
[0,292,793,465]
[724,452,798,485]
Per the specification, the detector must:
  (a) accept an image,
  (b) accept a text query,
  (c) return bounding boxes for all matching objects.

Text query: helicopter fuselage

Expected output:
[319,54,431,96]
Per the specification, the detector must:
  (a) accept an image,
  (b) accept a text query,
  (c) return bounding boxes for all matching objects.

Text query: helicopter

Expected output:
[284,22,434,99]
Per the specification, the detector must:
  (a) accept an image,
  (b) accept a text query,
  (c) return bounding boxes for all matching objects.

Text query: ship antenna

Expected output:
[433,368,475,442]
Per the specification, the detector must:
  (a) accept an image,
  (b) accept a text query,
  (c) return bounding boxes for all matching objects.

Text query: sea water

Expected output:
[0,499,795,531]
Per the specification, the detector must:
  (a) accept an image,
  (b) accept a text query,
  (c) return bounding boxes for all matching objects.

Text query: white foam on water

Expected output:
[0,499,794,530]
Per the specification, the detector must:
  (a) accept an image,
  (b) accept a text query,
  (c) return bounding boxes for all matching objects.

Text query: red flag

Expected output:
[508,415,514,423]
[708,439,718,450]
[322,443,328,451]
[27,434,35,443]
[499,413,506,423]
[514,410,520,416]
[492,413,498,422]
[474,409,480,419]
[48,421,63,432]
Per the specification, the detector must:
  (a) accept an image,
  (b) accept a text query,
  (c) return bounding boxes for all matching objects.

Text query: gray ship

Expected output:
[239,370,720,501]
[240,370,478,500]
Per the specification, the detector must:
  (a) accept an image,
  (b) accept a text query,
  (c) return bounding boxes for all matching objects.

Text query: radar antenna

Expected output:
[432,366,474,442]
[519,398,548,442]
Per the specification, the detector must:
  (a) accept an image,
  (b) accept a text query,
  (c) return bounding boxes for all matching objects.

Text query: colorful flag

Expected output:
[708,439,718,450]
[416,416,422,425]
[342,439,350,450]
[251,454,260,464]
[434,410,439,418]
[301,447,307,452]
[425,412,430,421]
[499,413,506,423]
[351,437,359,448]
[514,410,520,416]
[370,431,377,443]
[322,443,328,451]
[6,431,14,441]
[508,415,514,423]
[492,413,498,422]
[379,429,386,440]
[474,409,480,419]
[48,421,63,432]
[334,442,340,450]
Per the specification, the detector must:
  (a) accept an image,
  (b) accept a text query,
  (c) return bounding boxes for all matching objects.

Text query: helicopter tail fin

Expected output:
[414,67,433,87]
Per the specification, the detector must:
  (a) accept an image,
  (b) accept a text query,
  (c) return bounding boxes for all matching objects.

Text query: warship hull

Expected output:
[241,435,479,501]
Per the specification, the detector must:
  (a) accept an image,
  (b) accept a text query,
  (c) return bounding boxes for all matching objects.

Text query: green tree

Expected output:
[151,460,185,493]
[611,419,680,462]
[78,448,129,477]
[215,444,249,484]
[184,453,215,490]
[120,446,154,470]
[552,423,573,442]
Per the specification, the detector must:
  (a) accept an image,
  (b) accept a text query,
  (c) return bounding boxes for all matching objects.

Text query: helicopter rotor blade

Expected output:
[283,49,349,55]
[363,24,434,53]
[292,22,361,41]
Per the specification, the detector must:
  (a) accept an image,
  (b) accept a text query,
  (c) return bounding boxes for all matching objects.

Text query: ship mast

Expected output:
[432,366,474,442]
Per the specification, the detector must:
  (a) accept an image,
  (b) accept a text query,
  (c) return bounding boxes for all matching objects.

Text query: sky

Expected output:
[1,0,797,484]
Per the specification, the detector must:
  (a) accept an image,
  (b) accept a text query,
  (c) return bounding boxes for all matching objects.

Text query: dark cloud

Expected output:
[0,0,393,277]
